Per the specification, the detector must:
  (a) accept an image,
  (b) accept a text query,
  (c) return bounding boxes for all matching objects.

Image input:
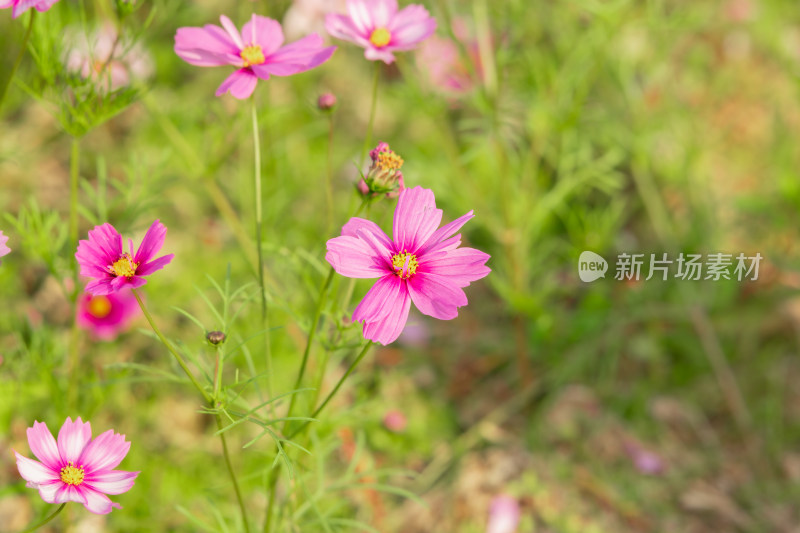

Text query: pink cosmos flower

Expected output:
[174,14,336,99]
[76,289,140,340]
[14,417,139,515]
[283,0,347,41]
[0,0,59,19]
[325,0,436,64]
[0,230,10,263]
[326,186,490,345]
[75,219,174,296]
[486,495,520,533]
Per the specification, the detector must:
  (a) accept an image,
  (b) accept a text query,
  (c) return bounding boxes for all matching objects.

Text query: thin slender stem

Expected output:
[67,137,81,409]
[359,63,381,165]
[0,11,34,113]
[216,415,251,533]
[19,503,65,533]
[283,267,336,430]
[251,99,267,320]
[325,113,335,232]
[213,345,223,401]
[132,289,211,403]
[287,342,372,440]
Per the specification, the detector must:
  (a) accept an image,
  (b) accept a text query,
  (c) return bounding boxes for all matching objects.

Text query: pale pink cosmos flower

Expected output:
[65,24,153,93]
[487,495,520,533]
[326,186,490,345]
[0,0,59,19]
[76,289,140,340]
[284,0,347,41]
[14,417,139,515]
[174,14,336,99]
[325,0,436,64]
[0,230,10,263]
[75,219,174,296]
[417,19,483,96]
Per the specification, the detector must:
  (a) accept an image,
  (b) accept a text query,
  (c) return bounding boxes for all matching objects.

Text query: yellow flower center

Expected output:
[369,28,391,48]
[87,295,112,318]
[240,45,266,67]
[391,252,418,279]
[110,253,138,278]
[60,462,85,486]
[376,150,403,171]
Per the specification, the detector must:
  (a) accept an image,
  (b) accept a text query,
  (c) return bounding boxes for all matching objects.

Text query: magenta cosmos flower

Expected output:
[0,230,9,263]
[325,0,436,64]
[75,219,174,296]
[0,0,59,19]
[77,289,140,340]
[174,14,336,99]
[326,186,490,344]
[14,417,139,514]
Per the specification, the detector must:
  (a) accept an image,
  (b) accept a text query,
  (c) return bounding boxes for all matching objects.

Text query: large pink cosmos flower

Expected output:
[0,0,59,19]
[14,417,139,515]
[0,230,9,263]
[326,186,490,344]
[325,0,436,64]
[75,219,174,296]
[174,14,336,99]
[77,289,140,340]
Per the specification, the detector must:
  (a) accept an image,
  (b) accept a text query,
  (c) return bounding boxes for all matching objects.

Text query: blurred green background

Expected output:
[1,0,799,531]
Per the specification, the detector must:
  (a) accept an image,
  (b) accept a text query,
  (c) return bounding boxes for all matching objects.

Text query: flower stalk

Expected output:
[0,11,34,113]
[19,503,66,533]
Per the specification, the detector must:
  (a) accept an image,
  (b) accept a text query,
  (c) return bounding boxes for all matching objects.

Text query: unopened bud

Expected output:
[361,141,405,197]
[206,330,226,345]
[317,92,337,111]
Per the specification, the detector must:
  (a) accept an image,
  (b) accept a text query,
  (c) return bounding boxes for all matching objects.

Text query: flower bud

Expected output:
[206,330,226,345]
[361,141,405,197]
[383,410,407,433]
[317,92,337,111]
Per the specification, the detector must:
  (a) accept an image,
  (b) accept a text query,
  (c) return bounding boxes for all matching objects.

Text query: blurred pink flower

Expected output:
[382,410,407,432]
[14,417,139,514]
[65,24,153,93]
[326,186,490,345]
[76,289,140,340]
[623,439,666,475]
[284,0,347,41]
[75,219,174,296]
[487,495,520,533]
[174,14,336,99]
[325,0,436,64]
[0,0,59,19]
[417,19,482,96]
[0,230,10,263]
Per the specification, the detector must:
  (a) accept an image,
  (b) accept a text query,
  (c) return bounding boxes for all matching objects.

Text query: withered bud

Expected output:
[206,331,226,345]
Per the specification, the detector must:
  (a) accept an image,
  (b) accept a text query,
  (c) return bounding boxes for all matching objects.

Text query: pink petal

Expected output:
[33,0,59,12]
[11,0,38,17]
[326,235,388,278]
[76,223,122,267]
[81,487,122,515]
[353,274,404,324]
[386,5,436,50]
[419,210,474,254]
[85,470,139,495]
[406,272,468,320]
[345,0,375,35]
[26,421,61,470]
[392,186,442,254]
[324,13,370,46]
[110,275,146,292]
[364,47,396,63]
[174,25,241,67]
[0,0,15,8]
[14,452,59,485]
[133,219,168,265]
[36,480,65,504]
[256,34,335,76]
[136,253,174,276]
[57,417,92,464]
[54,484,88,506]
[79,429,131,474]
[85,277,115,296]
[242,14,284,56]
[361,280,411,345]
[342,217,389,241]
[215,68,259,99]
[420,247,490,287]
[219,15,245,50]
[371,0,398,28]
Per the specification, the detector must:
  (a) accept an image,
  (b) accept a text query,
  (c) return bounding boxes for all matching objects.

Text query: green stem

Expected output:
[132,289,211,403]
[251,99,267,320]
[287,342,372,440]
[19,503,65,533]
[66,137,81,409]
[283,267,336,430]
[213,345,223,401]
[325,113,335,233]
[216,415,251,533]
[359,63,381,165]
[0,11,34,113]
